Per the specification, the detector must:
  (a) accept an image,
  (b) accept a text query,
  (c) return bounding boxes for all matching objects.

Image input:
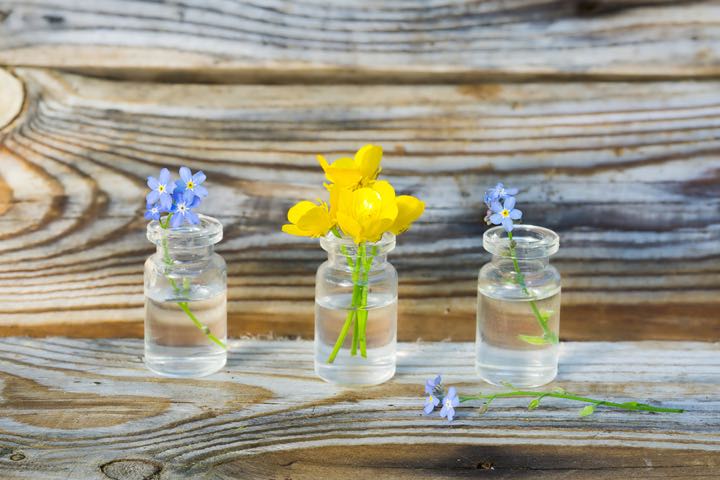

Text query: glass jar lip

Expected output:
[483,224,559,259]
[319,231,396,254]
[147,214,223,247]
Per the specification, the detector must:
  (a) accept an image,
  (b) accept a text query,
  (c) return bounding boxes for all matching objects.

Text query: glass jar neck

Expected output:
[490,254,549,272]
[320,233,395,271]
[147,214,222,266]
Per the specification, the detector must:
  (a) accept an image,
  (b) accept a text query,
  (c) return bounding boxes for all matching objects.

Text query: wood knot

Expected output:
[100,459,162,480]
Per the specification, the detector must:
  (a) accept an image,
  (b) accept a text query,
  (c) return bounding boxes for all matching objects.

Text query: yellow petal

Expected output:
[287,201,317,224]
[282,224,313,237]
[372,181,398,222]
[390,195,425,235]
[337,211,362,243]
[353,187,383,224]
[354,144,383,181]
[296,205,333,237]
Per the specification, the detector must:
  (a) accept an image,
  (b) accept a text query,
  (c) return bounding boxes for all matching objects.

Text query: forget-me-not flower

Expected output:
[423,375,443,414]
[440,386,460,422]
[489,197,522,232]
[146,168,176,210]
[484,182,518,209]
[144,202,164,221]
[170,189,201,227]
[176,167,208,199]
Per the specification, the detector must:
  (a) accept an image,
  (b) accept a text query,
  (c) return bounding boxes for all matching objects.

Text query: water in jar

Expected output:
[476,288,560,387]
[315,292,397,386]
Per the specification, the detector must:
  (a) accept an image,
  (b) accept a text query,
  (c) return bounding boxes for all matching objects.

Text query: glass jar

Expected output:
[315,233,398,386]
[476,225,561,387]
[144,214,227,377]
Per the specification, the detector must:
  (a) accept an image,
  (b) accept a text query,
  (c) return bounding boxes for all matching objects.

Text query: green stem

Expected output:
[326,242,377,363]
[459,391,683,414]
[507,231,557,344]
[158,214,226,350]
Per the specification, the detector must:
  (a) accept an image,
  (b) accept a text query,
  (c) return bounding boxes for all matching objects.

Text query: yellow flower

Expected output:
[282,200,334,238]
[337,181,398,243]
[390,195,425,235]
[317,144,383,189]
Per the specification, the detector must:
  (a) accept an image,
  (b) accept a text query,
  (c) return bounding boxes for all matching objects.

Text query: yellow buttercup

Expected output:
[317,144,382,189]
[390,195,425,235]
[336,181,398,244]
[282,200,334,238]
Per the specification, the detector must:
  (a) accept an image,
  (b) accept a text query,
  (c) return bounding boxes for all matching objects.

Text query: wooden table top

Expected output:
[0,338,717,479]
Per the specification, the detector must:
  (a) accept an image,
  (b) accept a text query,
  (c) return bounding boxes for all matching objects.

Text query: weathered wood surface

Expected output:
[0,1,719,81]
[1,68,719,341]
[0,339,716,479]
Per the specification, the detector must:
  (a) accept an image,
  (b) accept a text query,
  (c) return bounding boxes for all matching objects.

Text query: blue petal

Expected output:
[445,407,455,422]
[175,179,186,192]
[505,187,518,195]
[147,176,159,190]
[424,380,435,394]
[158,168,170,185]
[489,213,503,225]
[504,196,515,210]
[146,190,160,204]
[170,212,183,228]
[490,200,503,213]
[447,387,457,400]
[193,184,208,198]
[182,189,195,203]
[423,401,435,415]
[144,211,153,220]
[440,403,448,418]
[159,192,173,210]
[186,211,200,225]
[179,166,192,183]
[509,208,522,220]
[502,217,514,232]
[193,171,206,184]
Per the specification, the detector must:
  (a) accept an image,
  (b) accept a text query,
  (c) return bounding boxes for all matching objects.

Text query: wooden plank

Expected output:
[0,1,719,80]
[0,338,716,478]
[1,68,719,341]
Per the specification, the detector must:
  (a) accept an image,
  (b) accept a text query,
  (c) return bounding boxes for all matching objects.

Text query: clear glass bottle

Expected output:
[315,233,398,386]
[476,225,561,387]
[144,214,227,377]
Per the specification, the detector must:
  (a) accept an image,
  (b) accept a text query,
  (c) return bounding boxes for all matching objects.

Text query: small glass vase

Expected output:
[314,233,398,386]
[144,214,227,377]
[476,225,561,387]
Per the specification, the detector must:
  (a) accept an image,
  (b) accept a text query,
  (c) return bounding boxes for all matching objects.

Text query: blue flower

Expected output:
[483,182,518,209]
[440,386,460,422]
[144,202,164,221]
[424,392,441,414]
[146,168,176,210]
[489,196,522,232]
[425,374,442,395]
[175,166,208,199]
[170,189,201,227]
[423,375,443,414]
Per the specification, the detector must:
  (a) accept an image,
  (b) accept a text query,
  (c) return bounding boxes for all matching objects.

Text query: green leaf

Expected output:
[528,399,540,410]
[518,335,550,345]
[579,405,596,417]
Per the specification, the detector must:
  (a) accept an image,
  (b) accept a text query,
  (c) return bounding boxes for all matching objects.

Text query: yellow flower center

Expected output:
[158,184,165,193]
[427,395,434,402]
[187,181,194,190]
[501,209,510,218]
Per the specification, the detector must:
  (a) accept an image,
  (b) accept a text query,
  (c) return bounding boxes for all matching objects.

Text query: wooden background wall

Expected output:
[0,1,718,341]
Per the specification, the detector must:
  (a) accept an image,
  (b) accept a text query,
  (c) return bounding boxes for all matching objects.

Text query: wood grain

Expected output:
[0,68,719,341]
[0,338,716,478]
[0,1,719,81]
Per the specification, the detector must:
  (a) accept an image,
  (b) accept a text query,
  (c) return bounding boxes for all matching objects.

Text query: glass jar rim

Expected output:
[483,224,559,259]
[147,214,223,247]
[319,231,396,255]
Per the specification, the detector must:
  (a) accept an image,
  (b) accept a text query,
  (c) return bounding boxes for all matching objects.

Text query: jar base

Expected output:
[144,351,226,378]
[476,362,557,388]
[315,362,395,387]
